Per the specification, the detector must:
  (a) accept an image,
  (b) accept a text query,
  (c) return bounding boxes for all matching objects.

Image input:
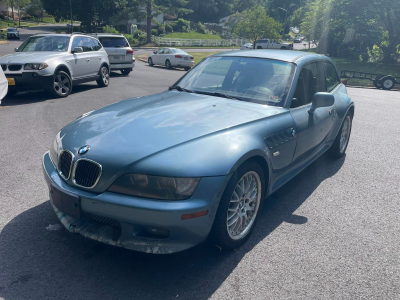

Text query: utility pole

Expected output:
[278,7,288,36]
[70,0,73,33]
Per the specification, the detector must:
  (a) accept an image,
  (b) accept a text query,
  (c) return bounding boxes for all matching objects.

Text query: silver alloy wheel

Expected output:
[227,171,261,240]
[54,74,70,95]
[340,116,351,153]
[383,79,393,89]
[102,67,109,85]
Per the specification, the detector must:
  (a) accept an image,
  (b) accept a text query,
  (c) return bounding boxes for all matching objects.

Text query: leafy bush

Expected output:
[133,30,143,38]
[171,18,190,33]
[196,22,207,34]
[137,33,146,44]
[123,34,135,45]
[165,24,173,33]
[158,24,166,35]
[103,25,119,34]
[367,45,384,62]
[151,28,158,36]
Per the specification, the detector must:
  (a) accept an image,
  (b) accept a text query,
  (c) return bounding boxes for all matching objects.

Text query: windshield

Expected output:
[8,29,18,32]
[173,56,295,107]
[98,37,129,48]
[172,49,188,54]
[18,36,70,52]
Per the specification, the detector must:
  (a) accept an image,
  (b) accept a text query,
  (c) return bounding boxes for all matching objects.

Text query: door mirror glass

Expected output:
[72,47,83,53]
[153,51,157,54]
[309,92,334,114]
[14,47,18,52]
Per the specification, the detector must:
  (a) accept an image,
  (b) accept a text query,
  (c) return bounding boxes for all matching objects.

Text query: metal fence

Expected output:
[154,37,251,47]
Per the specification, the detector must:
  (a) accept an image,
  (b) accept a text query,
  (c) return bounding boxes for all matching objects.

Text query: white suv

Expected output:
[90,33,135,76]
[0,33,110,98]
[255,39,293,50]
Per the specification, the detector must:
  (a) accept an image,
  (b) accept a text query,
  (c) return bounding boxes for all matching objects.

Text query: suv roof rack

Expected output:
[90,33,123,36]
[71,32,88,35]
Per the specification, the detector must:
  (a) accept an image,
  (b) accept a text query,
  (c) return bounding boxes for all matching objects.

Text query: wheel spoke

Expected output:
[228,214,239,227]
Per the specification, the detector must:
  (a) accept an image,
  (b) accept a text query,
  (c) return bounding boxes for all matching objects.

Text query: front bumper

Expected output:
[6,72,53,91]
[110,62,135,70]
[42,151,229,254]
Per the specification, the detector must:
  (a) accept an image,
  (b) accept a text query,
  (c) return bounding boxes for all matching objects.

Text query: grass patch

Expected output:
[187,52,220,64]
[164,32,222,39]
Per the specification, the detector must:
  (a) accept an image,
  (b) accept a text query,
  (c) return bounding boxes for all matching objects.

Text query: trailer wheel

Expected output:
[373,80,382,89]
[381,76,396,90]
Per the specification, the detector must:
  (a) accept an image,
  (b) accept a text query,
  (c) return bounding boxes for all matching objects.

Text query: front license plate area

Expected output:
[50,184,81,219]
[7,78,15,85]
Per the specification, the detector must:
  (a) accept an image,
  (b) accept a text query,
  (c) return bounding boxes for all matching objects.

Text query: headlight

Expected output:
[24,62,48,70]
[108,174,200,200]
[49,132,63,168]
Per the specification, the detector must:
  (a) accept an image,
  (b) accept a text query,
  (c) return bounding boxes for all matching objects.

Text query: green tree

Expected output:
[26,0,44,21]
[234,5,281,49]
[6,0,16,20]
[15,0,30,26]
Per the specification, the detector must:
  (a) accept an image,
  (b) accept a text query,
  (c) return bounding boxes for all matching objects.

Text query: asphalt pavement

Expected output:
[0,27,399,300]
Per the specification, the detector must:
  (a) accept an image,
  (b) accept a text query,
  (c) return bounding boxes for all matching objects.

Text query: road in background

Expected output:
[0,57,399,299]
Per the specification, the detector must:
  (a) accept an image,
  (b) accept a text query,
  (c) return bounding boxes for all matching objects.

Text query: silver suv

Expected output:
[90,33,135,76]
[0,33,110,98]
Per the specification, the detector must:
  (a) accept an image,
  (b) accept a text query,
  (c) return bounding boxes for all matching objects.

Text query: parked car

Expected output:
[42,50,354,254]
[0,64,7,101]
[294,36,304,43]
[0,33,110,98]
[90,33,135,76]
[255,39,293,49]
[240,43,254,50]
[6,28,19,39]
[148,48,194,71]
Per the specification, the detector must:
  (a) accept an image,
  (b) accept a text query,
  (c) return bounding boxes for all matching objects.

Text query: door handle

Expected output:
[86,59,90,62]
[329,108,335,115]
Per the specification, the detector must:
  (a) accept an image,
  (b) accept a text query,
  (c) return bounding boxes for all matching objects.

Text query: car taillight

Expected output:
[126,49,134,55]
[175,55,182,58]
[190,56,194,60]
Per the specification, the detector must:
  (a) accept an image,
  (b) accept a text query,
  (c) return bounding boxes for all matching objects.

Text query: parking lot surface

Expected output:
[0,49,400,299]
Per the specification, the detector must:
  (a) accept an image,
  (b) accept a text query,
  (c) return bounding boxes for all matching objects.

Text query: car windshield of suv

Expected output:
[174,56,295,107]
[17,36,70,52]
[8,29,18,32]
[98,37,128,48]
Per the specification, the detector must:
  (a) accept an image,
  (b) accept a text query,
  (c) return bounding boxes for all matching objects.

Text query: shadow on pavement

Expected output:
[0,85,99,106]
[0,153,345,299]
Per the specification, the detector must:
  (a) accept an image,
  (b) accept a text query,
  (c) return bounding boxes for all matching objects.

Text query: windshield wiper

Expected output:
[193,91,242,101]
[169,86,194,93]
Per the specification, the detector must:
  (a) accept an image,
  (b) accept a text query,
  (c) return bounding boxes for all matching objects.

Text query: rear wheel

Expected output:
[96,66,110,87]
[148,57,153,66]
[373,80,382,89]
[280,46,287,50]
[257,46,262,49]
[165,60,172,69]
[381,76,396,90]
[184,67,191,71]
[210,161,265,250]
[329,113,353,158]
[121,69,131,76]
[52,71,72,98]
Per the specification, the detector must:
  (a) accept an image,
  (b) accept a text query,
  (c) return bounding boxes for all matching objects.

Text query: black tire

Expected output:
[210,160,265,250]
[184,67,191,71]
[148,57,153,66]
[96,65,110,87]
[373,79,382,89]
[165,59,172,69]
[121,69,131,76]
[51,71,72,98]
[257,46,262,49]
[280,46,287,50]
[381,76,396,90]
[329,112,353,159]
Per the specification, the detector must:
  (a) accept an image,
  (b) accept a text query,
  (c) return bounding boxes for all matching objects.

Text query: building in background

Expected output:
[0,1,25,19]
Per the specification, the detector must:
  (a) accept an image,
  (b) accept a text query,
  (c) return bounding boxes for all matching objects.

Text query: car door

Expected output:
[153,48,164,64]
[80,37,99,77]
[163,48,172,65]
[70,36,91,79]
[89,38,103,74]
[289,61,335,162]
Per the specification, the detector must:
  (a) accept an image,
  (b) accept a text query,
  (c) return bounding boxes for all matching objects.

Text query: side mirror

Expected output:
[72,47,83,54]
[153,51,157,54]
[14,47,18,52]
[309,92,334,114]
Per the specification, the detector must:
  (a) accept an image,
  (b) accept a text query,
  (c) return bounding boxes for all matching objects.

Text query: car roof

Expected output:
[212,50,329,64]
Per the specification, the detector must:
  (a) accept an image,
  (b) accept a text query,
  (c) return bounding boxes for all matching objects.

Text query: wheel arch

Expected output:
[98,62,109,74]
[55,64,72,78]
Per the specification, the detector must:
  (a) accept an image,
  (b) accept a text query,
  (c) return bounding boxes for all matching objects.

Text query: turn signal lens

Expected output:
[38,62,48,70]
[182,210,208,220]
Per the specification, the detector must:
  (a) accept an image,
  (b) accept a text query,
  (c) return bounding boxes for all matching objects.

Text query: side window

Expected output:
[164,49,171,54]
[157,49,164,54]
[81,37,94,52]
[291,62,324,108]
[324,62,340,92]
[71,37,83,51]
[91,38,102,51]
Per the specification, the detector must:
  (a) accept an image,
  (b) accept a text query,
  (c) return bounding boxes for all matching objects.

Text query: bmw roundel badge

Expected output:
[78,145,90,155]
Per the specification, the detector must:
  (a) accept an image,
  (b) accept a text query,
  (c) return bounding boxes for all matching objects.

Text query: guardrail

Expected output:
[154,37,250,47]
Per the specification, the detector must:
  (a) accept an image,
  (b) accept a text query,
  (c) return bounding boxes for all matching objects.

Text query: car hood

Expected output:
[0,52,66,64]
[59,91,287,190]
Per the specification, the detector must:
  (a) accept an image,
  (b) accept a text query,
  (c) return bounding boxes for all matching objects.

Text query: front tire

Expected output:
[51,71,72,98]
[96,66,110,87]
[281,46,287,50]
[121,69,131,76]
[329,113,353,159]
[148,57,154,66]
[257,46,262,49]
[210,161,265,250]
[184,67,190,71]
[381,76,396,90]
